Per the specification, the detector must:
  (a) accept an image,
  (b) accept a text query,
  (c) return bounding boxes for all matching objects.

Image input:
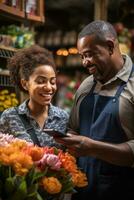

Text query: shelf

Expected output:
[0,70,13,87]
[0,45,16,58]
[0,1,45,23]
[0,3,23,16]
[0,3,24,20]
[0,70,9,76]
[27,14,45,23]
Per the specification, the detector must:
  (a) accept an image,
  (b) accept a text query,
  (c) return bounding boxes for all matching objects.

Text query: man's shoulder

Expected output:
[76,75,94,97]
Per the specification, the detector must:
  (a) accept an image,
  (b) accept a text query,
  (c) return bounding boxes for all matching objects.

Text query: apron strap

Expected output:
[15,107,41,146]
[115,64,134,98]
[90,79,97,94]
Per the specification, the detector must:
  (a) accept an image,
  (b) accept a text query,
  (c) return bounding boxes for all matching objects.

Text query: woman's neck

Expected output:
[28,101,49,129]
[28,100,49,117]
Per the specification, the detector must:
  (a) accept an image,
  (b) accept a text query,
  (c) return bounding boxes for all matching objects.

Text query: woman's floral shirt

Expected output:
[0,100,69,147]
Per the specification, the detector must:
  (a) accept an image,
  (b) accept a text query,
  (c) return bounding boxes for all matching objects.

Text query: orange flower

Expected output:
[0,142,33,176]
[0,153,11,165]
[59,152,77,173]
[23,145,44,161]
[43,146,56,154]
[41,177,62,194]
[59,151,88,187]
[0,141,27,163]
[71,170,88,187]
[10,152,33,176]
[11,140,27,149]
[0,137,88,198]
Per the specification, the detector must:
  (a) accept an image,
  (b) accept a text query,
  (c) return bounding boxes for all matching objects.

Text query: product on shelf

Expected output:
[26,0,37,15]
[0,25,35,48]
[0,89,19,111]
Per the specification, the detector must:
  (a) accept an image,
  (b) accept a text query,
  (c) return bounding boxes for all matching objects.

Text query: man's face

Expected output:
[77,34,114,83]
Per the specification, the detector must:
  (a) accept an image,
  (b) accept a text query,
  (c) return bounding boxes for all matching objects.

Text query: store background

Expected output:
[0,0,134,113]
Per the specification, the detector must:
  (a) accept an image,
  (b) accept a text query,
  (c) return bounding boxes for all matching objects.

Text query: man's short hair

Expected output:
[78,20,117,41]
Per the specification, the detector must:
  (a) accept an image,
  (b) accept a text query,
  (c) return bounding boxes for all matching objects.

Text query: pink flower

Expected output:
[0,133,22,146]
[36,154,61,170]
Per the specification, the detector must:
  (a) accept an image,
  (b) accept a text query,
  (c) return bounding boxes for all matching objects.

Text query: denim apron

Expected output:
[73,66,134,200]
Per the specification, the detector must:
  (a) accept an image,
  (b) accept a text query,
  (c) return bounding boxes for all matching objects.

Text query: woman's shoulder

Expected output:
[0,107,17,119]
[50,105,69,119]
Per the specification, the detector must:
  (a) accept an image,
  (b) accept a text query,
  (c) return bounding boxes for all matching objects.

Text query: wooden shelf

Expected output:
[0,70,9,76]
[0,3,24,19]
[0,45,17,52]
[0,1,45,105]
[0,45,16,58]
[0,1,45,23]
[0,70,12,88]
[27,13,45,23]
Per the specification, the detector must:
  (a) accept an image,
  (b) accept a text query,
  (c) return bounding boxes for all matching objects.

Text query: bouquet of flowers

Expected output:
[0,133,88,200]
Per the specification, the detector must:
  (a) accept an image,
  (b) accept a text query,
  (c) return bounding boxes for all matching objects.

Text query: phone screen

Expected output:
[43,129,67,138]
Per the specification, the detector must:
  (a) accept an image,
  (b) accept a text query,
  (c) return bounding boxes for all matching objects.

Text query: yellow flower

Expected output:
[12,98,19,105]
[10,93,17,97]
[0,96,5,101]
[4,99,12,106]
[0,106,4,111]
[1,90,9,95]
[0,89,19,110]
[42,177,62,194]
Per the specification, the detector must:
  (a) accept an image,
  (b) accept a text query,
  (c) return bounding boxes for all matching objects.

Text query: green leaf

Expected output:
[27,183,38,196]
[0,180,3,195]
[5,177,15,194]
[53,147,59,155]
[26,167,35,186]
[32,168,48,184]
[0,165,12,180]
[60,176,74,193]
[26,192,44,200]
[26,167,47,186]
[36,192,44,200]
[9,178,27,200]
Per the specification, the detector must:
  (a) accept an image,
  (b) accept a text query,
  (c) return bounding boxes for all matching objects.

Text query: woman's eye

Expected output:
[51,79,56,85]
[37,79,45,84]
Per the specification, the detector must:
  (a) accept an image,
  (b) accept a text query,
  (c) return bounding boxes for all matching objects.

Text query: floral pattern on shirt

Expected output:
[0,100,69,147]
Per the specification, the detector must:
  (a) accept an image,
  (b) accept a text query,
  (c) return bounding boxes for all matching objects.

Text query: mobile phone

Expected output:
[43,129,68,138]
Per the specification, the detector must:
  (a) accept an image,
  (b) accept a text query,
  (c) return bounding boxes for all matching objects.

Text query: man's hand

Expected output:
[54,130,134,167]
[54,132,94,157]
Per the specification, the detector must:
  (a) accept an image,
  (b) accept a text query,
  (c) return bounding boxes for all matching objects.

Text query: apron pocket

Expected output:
[97,174,120,198]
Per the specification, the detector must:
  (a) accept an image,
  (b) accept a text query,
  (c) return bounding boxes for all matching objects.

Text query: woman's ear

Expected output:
[21,79,28,91]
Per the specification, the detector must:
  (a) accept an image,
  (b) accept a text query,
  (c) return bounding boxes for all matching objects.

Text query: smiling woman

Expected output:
[0,45,69,148]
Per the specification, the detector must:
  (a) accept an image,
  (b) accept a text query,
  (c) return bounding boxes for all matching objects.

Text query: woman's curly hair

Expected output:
[7,45,56,91]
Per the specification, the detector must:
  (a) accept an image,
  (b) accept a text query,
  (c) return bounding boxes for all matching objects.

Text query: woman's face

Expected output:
[22,65,57,106]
